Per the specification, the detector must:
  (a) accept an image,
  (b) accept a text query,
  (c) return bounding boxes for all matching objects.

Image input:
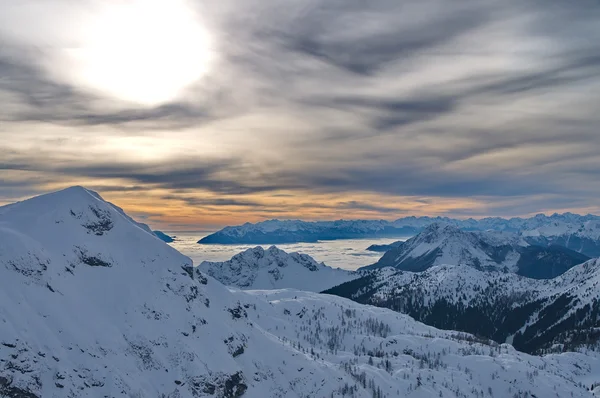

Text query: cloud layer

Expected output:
[1,0,600,229]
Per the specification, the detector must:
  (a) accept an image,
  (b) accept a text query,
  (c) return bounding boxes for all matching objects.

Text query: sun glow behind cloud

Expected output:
[60,0,213,106]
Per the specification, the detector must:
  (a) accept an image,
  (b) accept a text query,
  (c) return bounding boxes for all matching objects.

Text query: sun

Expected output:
[65,0,212,106]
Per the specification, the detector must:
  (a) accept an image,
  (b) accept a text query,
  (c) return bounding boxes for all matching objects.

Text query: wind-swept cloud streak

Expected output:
[1,0,600,228]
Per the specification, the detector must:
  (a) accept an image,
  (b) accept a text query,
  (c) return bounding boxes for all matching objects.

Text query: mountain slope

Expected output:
[363,223,589,279]
[364,224,518,272]
[0,187,364,397]
[197,246,357,291]
[325,259,600,354]
[1,187,599,397]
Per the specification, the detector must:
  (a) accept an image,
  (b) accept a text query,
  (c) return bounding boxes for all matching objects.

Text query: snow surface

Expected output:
[0,186,599,397]
[198,246,358,292]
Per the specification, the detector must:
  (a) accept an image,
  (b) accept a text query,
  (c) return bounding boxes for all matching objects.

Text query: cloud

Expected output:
[1,0,600,227]
[0,51,222,129]
[273,0,489,75]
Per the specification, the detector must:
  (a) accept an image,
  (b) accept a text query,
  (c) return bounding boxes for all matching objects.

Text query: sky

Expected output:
[1,0,600,231]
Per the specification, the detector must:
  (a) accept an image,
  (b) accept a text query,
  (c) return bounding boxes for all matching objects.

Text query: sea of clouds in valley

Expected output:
[168,232,408,270]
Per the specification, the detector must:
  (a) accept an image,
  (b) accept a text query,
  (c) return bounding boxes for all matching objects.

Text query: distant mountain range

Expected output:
[198,219,419,244]
[198,214,600,255]
[198,246,357,291]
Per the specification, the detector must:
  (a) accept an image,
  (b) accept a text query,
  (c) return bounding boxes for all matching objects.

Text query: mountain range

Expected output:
[364,223,590,279]
[323,224,599,354]
[198,215,600,257]
[5,187,600,396]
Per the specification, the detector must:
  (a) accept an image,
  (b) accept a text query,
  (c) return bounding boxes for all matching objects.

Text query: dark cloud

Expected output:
[56,162,283,195]
[465,51,600,98]
[270,0,489,75]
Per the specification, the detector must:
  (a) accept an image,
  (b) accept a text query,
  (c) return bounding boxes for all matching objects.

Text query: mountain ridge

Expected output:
[197,245,358,291]
[198,214,600,254]
[361,223,590,279]
[325,257,600,354]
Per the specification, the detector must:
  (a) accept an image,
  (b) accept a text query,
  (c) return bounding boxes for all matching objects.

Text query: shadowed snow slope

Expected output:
[197,246,358,291]
[326,258,600,354]
[1,187,599,397]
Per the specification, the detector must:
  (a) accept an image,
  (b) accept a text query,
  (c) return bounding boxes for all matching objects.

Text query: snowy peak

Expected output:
[0,185,155,239]
[365,223,589,278]
[367,223,517,272]
[0,186,190,282]
[198,246,358,291]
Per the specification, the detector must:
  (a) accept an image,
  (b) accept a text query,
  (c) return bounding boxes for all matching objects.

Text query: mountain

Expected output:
[366,241,404,252]
[154,230,175,242]
[197,246,358,292]
[198,219,418,244]
[524,227,600,257]
[198,214,600,256]
[198,213,600,258]
[362,223,589,279]
[363,224,518,272]
[2,187,600,397]
[325,258,600,354]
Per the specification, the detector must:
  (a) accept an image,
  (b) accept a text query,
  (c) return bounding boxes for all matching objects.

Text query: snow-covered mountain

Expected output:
[198,214,600,257]
[2,186,600,397]
[364,224,518,272]
[326,258,600,354]
[197,246,358,292]
[363,223,589,279]
[198,219,418,244]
